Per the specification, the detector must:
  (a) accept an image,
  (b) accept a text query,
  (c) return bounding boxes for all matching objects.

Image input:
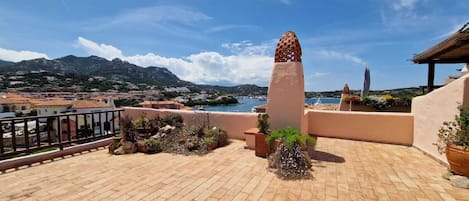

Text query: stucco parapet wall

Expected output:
[411,73,469,164]
[307,110,413,145]
[122,107,257,140]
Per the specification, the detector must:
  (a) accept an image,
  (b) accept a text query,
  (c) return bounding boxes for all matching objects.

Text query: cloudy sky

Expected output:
[0,0,467,91]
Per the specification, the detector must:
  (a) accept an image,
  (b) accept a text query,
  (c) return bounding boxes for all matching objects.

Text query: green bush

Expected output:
[257,113,270,134]
[207,127,228,147]
[266,126,315,150]
[159,114,184,128]
[145,138,163,154]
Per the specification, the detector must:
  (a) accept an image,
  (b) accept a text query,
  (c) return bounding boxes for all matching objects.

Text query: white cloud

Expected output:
[0,48,49,62]
[279,0,292,5]
[206,24,258,33]
[310,72,330,78]
[76,37,274,86]
[111,5,211,25]
[311,50,367,66]
[221,40,276,56]
[82,5,211,31]
[392,0,420,10]
[76,37,124,60]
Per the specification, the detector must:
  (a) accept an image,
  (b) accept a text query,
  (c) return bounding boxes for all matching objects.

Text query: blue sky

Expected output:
[0,0,468,91]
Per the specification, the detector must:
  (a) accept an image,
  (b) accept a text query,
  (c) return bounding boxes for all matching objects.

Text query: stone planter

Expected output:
[446,144,469,177]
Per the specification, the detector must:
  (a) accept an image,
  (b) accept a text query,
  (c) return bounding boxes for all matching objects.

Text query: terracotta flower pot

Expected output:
[255,133,269,158]
[446,144,469,177]
[207,143,217,151]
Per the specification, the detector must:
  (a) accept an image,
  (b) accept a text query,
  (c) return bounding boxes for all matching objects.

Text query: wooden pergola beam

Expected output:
[427,63,435,92]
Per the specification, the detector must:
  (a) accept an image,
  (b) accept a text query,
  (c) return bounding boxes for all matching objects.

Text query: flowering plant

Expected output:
[434,104,469,153]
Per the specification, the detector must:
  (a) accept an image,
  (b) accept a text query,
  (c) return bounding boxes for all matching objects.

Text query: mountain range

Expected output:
[0,55,267,95]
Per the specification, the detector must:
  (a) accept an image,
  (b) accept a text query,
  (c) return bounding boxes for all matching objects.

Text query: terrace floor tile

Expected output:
[0,138,467,201]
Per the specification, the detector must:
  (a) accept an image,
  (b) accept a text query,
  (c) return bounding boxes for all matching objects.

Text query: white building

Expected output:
[35,99,72,116]
[0,94,31,118]
[71,100,117,134]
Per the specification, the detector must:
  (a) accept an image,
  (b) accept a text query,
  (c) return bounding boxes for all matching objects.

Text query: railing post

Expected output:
[47,117,52,146]
[0,121,3,154]
[11,119,16,152]
[57,116,63,150]
[75,114,79,140]
[105,112,109,135]
[84,114,88,139]
[117,110,121,135]
[24,119,30,153]
[91,113,96,139]
[67,115,71,144]
[112,111,116,136]
[35,118,40,148]
[99,111,103,136]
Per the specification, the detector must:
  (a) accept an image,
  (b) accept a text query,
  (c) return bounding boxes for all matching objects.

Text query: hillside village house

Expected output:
[35,99,72,116]
[71,100,116,135]
[34,99,117,140]
[140,100,183,109]
[0,93,32,118]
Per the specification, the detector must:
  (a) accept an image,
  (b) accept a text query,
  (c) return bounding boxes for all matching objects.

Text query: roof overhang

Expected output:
[413,23,469,64]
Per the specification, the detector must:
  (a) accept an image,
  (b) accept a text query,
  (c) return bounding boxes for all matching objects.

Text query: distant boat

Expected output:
[196,106,205,111]
[257,96,267,101]
[314,97,321,106]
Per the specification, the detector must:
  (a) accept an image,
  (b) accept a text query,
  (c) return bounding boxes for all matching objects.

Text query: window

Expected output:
[21,106,26,110]
[53,111,57,114]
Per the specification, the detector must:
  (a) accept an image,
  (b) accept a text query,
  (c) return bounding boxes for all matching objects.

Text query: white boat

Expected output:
[314,97,321,106]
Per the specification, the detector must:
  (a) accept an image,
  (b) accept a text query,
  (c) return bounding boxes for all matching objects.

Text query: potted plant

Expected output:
[266,126,315,153]
[255,113,270,158]
[434,104,469,177]
[267,126,316,179]
[204,136,217,151]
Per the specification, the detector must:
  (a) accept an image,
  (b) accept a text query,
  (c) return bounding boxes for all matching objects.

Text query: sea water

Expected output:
[196,97,340,112]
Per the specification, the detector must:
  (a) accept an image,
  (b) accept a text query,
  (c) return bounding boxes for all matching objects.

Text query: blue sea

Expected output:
[195,97,340,112]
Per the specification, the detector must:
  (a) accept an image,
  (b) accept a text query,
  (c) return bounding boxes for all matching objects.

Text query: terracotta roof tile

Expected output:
[35,99,72,107]
[71,100,112,109]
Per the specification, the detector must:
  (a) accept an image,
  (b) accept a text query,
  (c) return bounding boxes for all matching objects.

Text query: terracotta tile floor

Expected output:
[0,138,468,201]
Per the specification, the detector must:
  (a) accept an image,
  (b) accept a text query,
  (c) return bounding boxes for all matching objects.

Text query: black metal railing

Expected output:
[0,109,123,160]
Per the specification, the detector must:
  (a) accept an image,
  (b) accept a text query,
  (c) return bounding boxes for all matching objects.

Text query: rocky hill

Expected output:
[0,59,14,67]
[0,55,267,94]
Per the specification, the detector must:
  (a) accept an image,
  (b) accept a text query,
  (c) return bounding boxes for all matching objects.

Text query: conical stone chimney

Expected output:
[266,31,306,133]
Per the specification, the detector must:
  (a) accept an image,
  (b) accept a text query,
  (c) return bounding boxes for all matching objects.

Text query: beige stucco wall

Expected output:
[307,110,413,145]
[122,107,257,140]
[412,74,469,164]
[266,62,305,132]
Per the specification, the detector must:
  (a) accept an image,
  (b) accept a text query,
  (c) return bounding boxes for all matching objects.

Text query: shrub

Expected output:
[362,96,389,111]
[257,113,270,134]
[145,138,163,154]
[108,140,120,154]
[207,127,228,147]
[434,104,469,153]
[134,116,148,128]
[341,95,350,102]
[159,114,184,129]
[266,126,315,150]
[120,116,137,142]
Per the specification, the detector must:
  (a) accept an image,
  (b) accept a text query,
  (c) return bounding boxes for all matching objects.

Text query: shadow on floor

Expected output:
[310,150,345,163]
